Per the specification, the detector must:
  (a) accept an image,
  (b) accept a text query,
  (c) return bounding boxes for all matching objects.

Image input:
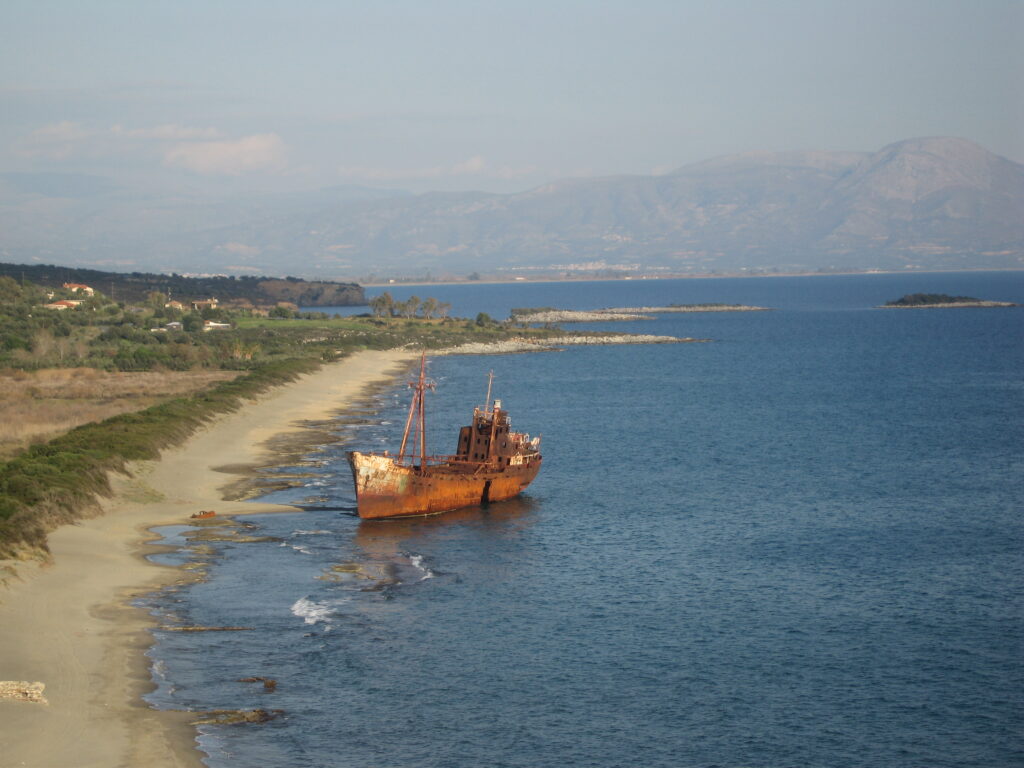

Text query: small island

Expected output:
[880,293,1017,309]
[510,304,771,323]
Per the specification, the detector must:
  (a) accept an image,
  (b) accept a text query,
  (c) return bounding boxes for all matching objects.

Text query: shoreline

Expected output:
[0,349,417,768]
[358,267,1024,289]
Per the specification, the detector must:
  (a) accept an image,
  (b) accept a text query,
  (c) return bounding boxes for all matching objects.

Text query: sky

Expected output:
[1,0,1021,196]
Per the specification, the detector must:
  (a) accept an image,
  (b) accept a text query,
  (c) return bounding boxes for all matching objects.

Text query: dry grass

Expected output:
[0,367,242,459]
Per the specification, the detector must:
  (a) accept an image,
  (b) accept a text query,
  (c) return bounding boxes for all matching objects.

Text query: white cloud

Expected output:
[337,155,535,182]
[163,133,288,175]
[495,163,538,179]
[215,241,261,256]
[17,121,90,159]
[17,121,226,161]
[16,122,283,175]
[31,121,88,140]
[451,155,486,175]
[111,123,220,140]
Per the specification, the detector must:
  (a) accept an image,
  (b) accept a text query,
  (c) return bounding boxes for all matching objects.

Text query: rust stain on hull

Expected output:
[347,356,542,520]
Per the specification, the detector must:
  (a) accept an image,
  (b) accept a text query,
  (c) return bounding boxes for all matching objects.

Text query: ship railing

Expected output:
[371,449,537,467]
[364,451,468,467]
[414,454,480,468]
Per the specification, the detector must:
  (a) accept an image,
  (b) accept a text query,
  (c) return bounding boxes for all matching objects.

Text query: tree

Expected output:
[374,291,396,318]
[369,293,394,318]
[420,297,439,319]
[146,290,166,310]
[369,295,385,318]
[438,301,452,320]
[182,313,204,332]
[401,295,420,319]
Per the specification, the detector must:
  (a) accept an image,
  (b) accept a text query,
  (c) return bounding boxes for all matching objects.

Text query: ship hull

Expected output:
[348,451,542,520]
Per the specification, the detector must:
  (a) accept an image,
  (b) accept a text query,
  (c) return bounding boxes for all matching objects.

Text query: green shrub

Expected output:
[0,356,321,558]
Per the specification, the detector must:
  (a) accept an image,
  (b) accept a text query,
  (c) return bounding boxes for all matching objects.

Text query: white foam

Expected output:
[291,596,333,629]
[152,658,168,680]
[409,554,434,581]
[293,529,331,536]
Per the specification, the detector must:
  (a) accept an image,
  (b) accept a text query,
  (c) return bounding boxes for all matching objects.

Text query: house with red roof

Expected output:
[62,283,94,296]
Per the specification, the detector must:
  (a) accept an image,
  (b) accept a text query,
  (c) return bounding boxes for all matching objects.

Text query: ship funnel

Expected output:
[493,399,502,410]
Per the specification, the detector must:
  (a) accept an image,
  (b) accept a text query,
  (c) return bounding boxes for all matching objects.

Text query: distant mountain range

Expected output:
[2,137,1021,278]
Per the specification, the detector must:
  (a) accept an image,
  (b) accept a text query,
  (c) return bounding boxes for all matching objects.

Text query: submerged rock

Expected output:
[190,708,284,725]
[160,626,254,632]
[238,676,278,691]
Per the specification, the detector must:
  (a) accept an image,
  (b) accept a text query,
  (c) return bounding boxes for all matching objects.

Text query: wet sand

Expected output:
[0,349,417,768]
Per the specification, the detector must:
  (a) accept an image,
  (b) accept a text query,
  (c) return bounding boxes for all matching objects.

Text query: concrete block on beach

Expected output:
[0,680,48,704]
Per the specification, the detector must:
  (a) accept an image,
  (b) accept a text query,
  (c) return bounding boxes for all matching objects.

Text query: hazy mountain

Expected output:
[2,138,1021,277]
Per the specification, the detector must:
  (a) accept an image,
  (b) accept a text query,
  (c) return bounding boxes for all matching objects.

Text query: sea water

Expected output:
[145,272,1023,767]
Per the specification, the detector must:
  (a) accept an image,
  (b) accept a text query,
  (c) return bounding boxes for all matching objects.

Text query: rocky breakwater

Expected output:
[512,304,770,323]
[600,304,772,313]
[512,310,651,322]
[436,334,708,355]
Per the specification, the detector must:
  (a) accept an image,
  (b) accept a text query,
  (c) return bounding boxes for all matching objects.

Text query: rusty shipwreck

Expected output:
[348,356,542,520]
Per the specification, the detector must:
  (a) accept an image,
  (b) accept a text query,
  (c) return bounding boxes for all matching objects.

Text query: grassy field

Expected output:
[232,316,373,329]
[0,367,241,459]
[0,358,322,559]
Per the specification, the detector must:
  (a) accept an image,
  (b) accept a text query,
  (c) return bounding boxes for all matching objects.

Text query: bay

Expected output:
[147,272,1023,767]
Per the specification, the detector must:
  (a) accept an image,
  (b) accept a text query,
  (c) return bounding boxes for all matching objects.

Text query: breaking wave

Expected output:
[290,596,334,629]
[409,554,434,581]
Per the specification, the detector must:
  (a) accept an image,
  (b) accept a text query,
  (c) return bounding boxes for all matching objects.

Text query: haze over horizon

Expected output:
[2,0,1021,198]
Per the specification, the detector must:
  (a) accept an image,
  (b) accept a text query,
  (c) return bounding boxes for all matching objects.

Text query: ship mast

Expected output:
[484,370,494,414]
[397,353,432,467]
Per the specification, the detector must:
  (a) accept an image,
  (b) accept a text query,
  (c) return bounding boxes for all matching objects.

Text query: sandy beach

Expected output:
[0,349,417,768]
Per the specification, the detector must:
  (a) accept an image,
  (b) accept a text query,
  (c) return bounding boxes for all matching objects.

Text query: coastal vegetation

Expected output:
[0,277,550,373]
[0,262,364,307]
[0,358,320,558]
[0,367,240,459]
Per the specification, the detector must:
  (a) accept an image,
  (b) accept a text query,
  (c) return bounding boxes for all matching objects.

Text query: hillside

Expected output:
[1,137,1021,277]
[0,263,365,307]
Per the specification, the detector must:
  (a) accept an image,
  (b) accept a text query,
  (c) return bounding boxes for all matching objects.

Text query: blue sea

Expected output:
[146,272,1023,768]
